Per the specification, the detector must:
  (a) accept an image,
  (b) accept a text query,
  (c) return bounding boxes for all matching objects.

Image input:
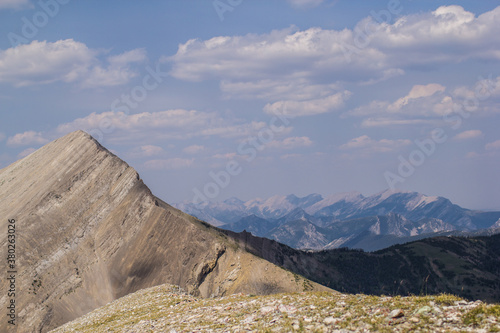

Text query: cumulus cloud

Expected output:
[452,75,500,113]
[55,109,281,145]
[126,145,164,159]
[348,83,448,118]
[167,26,386,85]
[57,109,211,134]
[360,118,434,128]
[346,76,500,128]
[144,158,194,170]
[7,131,49,146]
[267,136,313,149]
[340,135,411,153]
[390,84,446,111]
[453,130,483,141]
[220,79,341,101]
[0,39,146,87]
[485,140,500,151]
[167,5,500,104]
[82,48,147,88]
[263,91,351,117]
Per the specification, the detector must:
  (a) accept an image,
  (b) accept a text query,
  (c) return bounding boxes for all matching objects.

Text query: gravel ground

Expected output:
[51,284,500,333]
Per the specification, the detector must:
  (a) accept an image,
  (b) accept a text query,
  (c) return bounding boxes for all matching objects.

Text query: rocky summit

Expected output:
[0,131,328,333]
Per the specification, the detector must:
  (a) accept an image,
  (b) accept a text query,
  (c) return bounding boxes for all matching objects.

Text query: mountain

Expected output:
[0,131,329,333]
[268,218,331,249]
[226,230,500,303]
[223,214,275,235]
[177,190,500,251]
[175,193,328,224]
[305,191,365,215]
[244,193,323,219]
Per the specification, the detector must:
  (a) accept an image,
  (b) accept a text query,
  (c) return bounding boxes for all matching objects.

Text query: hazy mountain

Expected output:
[177,190,500,251]
[244,193,323,219]
[223,214,275,235]
[175,193,326,223]
[0,131,328,333]
[305,191,365,216]
[268,219,331,250]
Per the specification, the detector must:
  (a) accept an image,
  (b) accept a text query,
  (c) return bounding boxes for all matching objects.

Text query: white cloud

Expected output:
[286,0,324,9]
[144,158,194,170]
[340,135,411,153]
[348,83,448,118]
[390,84,446,111]
[7,131,49,146]
[167,5,500,102]
[220,78,341,101]
[183,145,205,154]
[126,145,164,158]
[17,147,36,158]
[0,40,146,87]
[453,130,483,141]
[452,75,500,113]
[167,26,386,85]
[108,48,147,66]
[55,109,284,145]
[360,118,434,128]
[267,136,313,149]
[347,76,500,128]
[263,91,351,117]
[57,110,212,135]
[485,140,500,151]
[82,48,147,88]
[0,0,31,9]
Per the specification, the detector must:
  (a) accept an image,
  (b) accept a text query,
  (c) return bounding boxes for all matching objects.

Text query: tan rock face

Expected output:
[0,131,329,333]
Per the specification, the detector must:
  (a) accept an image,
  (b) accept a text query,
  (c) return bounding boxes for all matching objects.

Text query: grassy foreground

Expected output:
[51,284,500,333]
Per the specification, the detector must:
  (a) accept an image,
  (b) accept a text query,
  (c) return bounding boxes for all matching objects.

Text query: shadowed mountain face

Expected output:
[226,230,500,304]
[0,131,328,333]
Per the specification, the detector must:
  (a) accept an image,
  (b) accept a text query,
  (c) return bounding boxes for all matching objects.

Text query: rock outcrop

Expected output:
[51,284,500,332]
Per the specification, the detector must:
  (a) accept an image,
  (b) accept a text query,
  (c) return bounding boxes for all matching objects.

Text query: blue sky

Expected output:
[1,0,499,210]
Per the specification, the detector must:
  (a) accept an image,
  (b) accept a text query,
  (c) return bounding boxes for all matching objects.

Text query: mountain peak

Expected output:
[0,132,329,332]
[376,188,413,199]
[223,196,245,206]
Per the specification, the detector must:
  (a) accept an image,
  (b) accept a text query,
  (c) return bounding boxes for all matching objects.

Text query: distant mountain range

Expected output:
[175,191,500,251]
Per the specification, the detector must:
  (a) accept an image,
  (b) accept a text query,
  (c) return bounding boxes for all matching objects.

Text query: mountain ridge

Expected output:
[175,191,500,251]
[0,131,329,333]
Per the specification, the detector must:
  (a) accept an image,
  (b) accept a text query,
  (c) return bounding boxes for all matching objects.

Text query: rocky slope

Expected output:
[0,131,328,333]
[51,284,500,332]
